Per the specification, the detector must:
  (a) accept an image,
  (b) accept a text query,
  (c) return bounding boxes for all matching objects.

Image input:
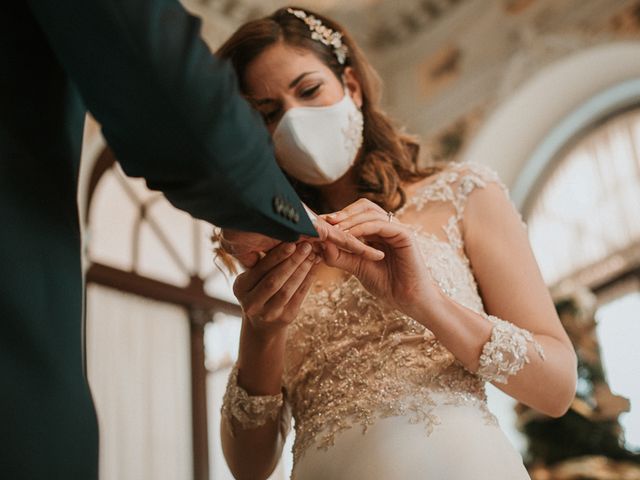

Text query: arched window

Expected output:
[525,107,640,451]
[525,108,640,288]
[83,146,252,480]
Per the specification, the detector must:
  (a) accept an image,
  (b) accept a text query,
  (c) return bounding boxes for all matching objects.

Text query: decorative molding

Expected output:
[364,0,469,49]
[610,1,640,36]
[498,26,612,102]
[503,0,538,15]
[419,44,462,100]
[424,104,487,161]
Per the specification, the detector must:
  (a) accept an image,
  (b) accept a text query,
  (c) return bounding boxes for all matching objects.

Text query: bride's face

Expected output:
[243,41,362,134]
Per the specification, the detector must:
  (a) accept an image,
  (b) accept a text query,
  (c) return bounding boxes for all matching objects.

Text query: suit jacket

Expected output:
[0,0,315,477]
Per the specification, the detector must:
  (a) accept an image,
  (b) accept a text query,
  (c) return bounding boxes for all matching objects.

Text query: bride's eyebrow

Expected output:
[249,71,320,105]
[288,71,318,88]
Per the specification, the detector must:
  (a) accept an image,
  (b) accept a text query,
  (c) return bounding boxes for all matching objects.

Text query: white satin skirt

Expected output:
[292,396,531,480]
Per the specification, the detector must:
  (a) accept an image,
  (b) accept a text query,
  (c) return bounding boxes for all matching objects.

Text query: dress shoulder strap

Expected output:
[398,162,509,251]
[401,161,505,219]
[449,162,507,221]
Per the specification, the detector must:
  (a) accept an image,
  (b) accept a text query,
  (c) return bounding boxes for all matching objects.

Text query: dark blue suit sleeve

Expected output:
[26,0,317,240]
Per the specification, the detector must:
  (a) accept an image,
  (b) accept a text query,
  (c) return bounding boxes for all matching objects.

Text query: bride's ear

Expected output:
[342,67,363,109]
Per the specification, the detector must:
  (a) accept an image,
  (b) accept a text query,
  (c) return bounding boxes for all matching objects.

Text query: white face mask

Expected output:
[272,91,364,186]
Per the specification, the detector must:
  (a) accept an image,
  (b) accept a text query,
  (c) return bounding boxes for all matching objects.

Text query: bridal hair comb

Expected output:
[286,8,349,65]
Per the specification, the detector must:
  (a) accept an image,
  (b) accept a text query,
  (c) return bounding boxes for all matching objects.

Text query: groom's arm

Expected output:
[27,0,316,241]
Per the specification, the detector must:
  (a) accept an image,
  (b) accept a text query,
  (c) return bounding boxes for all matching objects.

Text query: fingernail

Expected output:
[314,256,322,265]
[284,243,296,254]
[308,252,316,262]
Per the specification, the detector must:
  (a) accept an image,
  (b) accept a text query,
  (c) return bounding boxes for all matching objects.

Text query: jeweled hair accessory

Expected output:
[286,8,349,65]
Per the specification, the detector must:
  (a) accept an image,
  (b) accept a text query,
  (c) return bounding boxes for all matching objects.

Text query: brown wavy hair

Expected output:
[216,6,438,214]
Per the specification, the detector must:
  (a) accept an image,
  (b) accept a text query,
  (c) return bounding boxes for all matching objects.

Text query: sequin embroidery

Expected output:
[221,161,544,467]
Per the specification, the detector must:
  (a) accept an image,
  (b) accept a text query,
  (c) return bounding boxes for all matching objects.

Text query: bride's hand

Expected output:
[321,199,438,317]
[232,241,319,334]
[306,213,385,261]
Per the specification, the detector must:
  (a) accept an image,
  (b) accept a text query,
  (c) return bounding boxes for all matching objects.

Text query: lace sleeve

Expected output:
[221,364,291,438]
[476,315,546,384]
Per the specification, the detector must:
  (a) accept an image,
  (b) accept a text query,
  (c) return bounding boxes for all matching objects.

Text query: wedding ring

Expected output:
[387,211,394,222]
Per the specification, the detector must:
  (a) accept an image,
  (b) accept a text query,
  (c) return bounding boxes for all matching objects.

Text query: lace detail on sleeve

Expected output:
[477,315,546,384]
[221,364,289,437]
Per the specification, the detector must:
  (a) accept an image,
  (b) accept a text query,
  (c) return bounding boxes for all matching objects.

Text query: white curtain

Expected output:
[205,314,292,480]
[85,284,193,480]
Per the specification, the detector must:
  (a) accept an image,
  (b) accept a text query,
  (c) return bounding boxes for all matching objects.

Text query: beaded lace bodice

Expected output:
[221,161,546,469]
[282,162,509,463]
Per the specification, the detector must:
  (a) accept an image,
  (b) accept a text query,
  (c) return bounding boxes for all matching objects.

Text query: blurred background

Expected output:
[77,1,640,479]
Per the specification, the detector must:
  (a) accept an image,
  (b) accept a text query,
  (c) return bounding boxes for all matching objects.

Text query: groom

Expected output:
[0,1,377,478]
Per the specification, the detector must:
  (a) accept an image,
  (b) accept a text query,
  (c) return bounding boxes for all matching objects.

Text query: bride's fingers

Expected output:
[307,218,384,261]
[322,225,385,261]
[321,242,365,276]
[324,198,386,224]
[245,245,314,307]
[263,253,316,315]
[235,242,299,294]
[331,211,388,232]
[345,220,414,248]
[283,264,320,321]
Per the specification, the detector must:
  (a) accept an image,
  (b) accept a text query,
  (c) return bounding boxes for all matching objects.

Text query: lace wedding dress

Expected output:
[222,162,545,479]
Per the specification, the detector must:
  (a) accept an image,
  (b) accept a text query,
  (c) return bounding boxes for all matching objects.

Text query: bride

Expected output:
[215,7,577,480]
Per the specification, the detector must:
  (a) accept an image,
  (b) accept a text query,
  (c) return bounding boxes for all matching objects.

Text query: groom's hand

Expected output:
[219,229,280,268]
[220,208,384,269]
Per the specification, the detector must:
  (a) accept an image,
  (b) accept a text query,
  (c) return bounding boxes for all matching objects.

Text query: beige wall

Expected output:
[366,0,640,180]
[176,0,640,197]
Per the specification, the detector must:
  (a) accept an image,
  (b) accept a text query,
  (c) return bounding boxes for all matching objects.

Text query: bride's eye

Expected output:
[300,84,321,98]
